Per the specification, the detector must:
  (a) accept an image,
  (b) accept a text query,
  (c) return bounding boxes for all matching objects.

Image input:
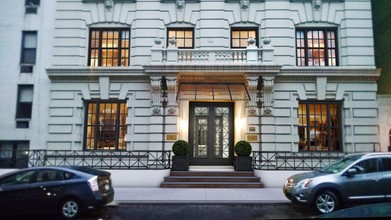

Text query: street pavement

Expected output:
[111,187,290,205]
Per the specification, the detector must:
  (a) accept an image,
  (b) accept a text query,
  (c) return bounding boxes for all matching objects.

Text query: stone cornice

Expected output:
[277,67,381,81]
[46,67,148,82]
[46,66,380,82]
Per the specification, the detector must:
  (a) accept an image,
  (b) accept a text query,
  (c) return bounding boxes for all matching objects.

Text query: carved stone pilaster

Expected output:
[166,76,178,115]
[150,75,178,116]
[246,76,258,116]
[262,76,275,116]
[151,77,161,115]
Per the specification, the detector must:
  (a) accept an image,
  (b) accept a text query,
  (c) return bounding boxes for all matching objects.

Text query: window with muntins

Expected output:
[85,100,128,150]
[298,101,341,152]
[296,28,338,66]
[231,28,258,48]
[88,29,130,67]
[167,28,194,48]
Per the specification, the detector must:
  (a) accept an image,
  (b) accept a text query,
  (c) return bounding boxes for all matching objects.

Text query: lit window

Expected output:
[167,28,194,48]
[85,100,128,150]
[231,28,257,48]
[298,101,341,151]
[88,29,130,67]
[296,28,338,66]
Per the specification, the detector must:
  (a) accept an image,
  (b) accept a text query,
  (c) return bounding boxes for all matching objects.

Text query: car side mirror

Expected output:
[346,168,357,177]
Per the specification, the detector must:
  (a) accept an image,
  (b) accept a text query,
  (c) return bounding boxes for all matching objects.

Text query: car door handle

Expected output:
[372,177,382,182]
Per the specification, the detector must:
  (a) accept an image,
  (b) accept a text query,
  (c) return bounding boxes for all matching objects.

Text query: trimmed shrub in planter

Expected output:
[234,140,252,156]
[172,140,190,156]
[171,140,190,171]
[234,140,253,171]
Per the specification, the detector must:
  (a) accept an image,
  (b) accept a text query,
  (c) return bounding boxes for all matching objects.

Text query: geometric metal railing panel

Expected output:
[1,149,347,170]
[1,150,171,170]
[253,151,347,170]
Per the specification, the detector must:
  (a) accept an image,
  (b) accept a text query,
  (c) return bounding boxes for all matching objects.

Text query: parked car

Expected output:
[283,152,391,214]
[0,166,114,219]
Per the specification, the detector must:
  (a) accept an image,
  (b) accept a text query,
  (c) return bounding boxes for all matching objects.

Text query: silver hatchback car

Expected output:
[283,153,391,214]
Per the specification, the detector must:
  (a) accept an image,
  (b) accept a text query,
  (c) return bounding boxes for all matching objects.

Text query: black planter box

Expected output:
[171,155,189,171]
[234,156,253,171]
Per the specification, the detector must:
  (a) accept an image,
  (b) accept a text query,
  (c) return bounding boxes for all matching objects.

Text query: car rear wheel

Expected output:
[59,198,81,219]
[314,191,340,214]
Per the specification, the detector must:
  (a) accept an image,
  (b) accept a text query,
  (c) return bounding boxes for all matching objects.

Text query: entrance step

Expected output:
[161,171,264,188]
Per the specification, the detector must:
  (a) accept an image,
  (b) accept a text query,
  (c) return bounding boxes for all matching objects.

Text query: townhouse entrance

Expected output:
[189,102,234,165]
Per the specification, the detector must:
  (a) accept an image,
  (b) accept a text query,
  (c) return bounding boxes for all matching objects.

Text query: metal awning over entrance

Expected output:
[176,82,251,101]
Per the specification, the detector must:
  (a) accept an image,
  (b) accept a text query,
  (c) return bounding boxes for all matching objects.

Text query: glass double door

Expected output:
[189,102,234,165]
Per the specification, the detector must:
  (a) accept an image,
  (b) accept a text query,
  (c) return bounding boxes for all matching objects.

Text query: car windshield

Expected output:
[319,157,358,173]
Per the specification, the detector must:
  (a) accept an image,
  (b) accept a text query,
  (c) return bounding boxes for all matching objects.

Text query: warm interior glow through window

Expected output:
[298,102,341,151]
[296,29,337,66]
[231,29,257,48]
[89,29,130,67]
[85,101,128,150]
[167,28,194,48]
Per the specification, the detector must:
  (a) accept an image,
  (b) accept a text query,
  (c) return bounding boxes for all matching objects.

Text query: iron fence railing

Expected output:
[1,149,348,170]
[253,151,347,170]
[1,150,171,170]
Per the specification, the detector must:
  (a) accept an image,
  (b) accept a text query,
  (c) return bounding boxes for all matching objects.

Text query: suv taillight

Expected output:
[88,176,99,192]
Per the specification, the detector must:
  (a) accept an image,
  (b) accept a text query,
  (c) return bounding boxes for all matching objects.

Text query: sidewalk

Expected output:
[112,187,290,204]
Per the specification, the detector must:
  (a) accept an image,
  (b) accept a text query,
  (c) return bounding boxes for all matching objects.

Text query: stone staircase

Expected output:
[160,171,264,188]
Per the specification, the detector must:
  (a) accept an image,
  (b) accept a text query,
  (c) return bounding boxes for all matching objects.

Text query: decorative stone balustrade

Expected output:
[151,37,274,65]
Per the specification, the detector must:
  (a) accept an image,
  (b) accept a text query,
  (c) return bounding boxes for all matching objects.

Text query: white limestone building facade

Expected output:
[0,0,385,183]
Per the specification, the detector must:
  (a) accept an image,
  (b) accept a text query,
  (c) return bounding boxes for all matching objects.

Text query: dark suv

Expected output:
[283,153,391,214]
